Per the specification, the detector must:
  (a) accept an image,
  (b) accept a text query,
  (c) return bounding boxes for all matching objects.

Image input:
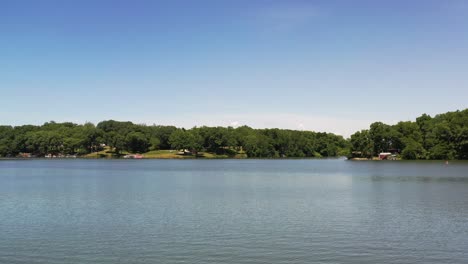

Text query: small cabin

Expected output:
[379,152,392,160]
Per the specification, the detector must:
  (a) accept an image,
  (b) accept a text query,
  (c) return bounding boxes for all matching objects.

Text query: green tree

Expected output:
[124,132,150,153]
[244,133,276,158]
[401,140,425,160]
[169,129,203,153]
[149,137,161,151]
[350,130,374,158]
[369,122,394,155]
[105,131,125,154]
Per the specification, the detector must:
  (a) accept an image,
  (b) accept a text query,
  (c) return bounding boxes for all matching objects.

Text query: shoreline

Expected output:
[0,157,462,162]
[0,157,344,160]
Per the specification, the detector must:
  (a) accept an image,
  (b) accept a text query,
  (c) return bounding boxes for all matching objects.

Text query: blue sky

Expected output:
[1,0,467,137]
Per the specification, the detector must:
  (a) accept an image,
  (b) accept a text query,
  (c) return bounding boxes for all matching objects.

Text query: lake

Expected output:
[1,159,468,263]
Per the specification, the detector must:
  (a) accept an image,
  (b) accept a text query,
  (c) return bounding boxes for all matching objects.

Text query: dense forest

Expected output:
[0,109,467,159]
[0,120,348,158]
[350,109,468,160]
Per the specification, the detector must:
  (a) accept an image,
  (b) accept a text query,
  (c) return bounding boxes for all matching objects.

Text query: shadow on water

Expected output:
[369,175,468,183]
[347,160,468,184]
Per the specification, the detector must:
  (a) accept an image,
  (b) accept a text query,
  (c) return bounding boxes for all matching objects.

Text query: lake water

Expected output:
[1,159,468,263]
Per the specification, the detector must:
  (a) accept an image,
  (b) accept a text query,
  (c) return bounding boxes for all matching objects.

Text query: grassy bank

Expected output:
[83,148,248,159]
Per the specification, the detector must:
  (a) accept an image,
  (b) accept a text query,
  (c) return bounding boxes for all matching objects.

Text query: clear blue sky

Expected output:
[1,0,467,136]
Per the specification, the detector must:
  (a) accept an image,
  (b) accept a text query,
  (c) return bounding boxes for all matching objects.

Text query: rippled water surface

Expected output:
[1,159,468,263]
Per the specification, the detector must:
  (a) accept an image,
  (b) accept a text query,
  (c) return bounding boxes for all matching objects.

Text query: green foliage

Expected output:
[426,143,454,160]
[124,132,150,153]
[369,122,400,156]
[243,133,276,158]
[169,129,203,152]
[149,137,161,151]
[1,108,466,159]
[350,130,373,158]
[401,140,425,160]
[149,125,177,150]
[105,131,125,154]
[196,126,237,154]
[350,109,468,160]
[0,126,14,157]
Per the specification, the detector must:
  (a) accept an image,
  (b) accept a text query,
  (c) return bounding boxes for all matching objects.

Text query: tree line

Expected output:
[0,120,348,158]
[0,108,466,159]
[350,109,468,160]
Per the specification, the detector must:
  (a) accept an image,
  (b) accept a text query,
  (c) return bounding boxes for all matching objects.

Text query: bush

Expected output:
[401,141,425,160]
